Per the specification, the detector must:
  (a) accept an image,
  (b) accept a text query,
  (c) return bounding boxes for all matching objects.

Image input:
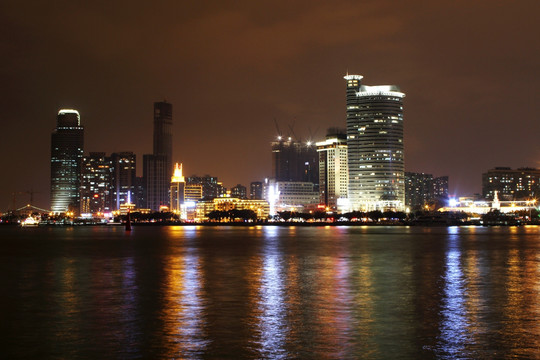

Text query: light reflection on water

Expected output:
[253,236,288,359]
[439,238,470,359]
[2,225,540,358]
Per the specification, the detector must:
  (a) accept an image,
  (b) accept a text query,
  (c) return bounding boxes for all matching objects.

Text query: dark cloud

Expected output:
[1,0,539,209]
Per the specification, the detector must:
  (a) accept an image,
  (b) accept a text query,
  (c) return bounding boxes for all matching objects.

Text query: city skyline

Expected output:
[2,1,540,210]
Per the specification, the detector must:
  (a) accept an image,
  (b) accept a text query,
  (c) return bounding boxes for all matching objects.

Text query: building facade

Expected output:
[186,175,224,199]
[80,152,112,214]
[271,137,318,186]
[51,109,84,213]
[250,181,263,200]
[405,172,449,210]
[345,74,405,211]
[195,197,270,221]
[263,179,319,214]
[482,167,540,201]
[231,184,247,199]
[143,101,173,211]
[143,154,168,211]
[110,152,136,210]
[316,128,348,210]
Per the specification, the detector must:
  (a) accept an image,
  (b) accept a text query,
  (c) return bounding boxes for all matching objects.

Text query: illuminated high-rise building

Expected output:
[345,75,405,211]
[170,163,186,213]
[50,109,84,213]
[80,152,112,214]
[170,163,203,220]
[317,128,348,210]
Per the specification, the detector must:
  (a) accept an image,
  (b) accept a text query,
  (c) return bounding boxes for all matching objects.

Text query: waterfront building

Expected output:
[80,152,112,215]
[195,197,270,221]
[405,172,449,210]
[110,152,136,210]
[170,163,186,215]
[50,109,84,214]
[170,163,204,220]
[263,179,319,214]
[482,167,540,201]
[345,75,405,211]
[405,172,433,210]
[316,128,348,211]
[433,176,449,199]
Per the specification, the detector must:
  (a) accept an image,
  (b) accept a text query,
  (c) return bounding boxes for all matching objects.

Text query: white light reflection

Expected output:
[255,237,288,359]
[438,234,471,359]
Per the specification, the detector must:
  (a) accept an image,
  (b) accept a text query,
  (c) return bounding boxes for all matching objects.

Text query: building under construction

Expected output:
[271,135,318,186]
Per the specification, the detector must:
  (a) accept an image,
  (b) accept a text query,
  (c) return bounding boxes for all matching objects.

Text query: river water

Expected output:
[1,225,539,359]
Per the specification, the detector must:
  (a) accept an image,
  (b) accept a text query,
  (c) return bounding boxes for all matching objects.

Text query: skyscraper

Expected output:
[153,101,173,179]
[80,152,112,214]
[143,101,173,211]
[271,137,318,185]
[110,152,136,210]
[317,128,348,210]
[345,75,405,211]
[50,109,84,213]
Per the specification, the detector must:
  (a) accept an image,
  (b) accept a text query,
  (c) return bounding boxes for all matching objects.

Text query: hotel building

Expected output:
[316,128,348,211]
[345,75,405,211]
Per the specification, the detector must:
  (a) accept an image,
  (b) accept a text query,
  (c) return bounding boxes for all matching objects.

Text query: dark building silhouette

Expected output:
[143,154,168,211]
[271,136,318,185]
[153,101,173,177]
[134,176,146,209]
[110,152,136,210]
[50,109,84,213]
[186,175,224,199]
[143,101,173,211]
[250,181,263,200]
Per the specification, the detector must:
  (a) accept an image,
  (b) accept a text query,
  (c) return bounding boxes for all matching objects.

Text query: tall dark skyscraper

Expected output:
[345,75,405,211]
[143,101,173,211]
[50,109,84,213]
[153,101,173,180]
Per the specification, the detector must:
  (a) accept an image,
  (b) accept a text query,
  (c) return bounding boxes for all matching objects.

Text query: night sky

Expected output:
[2,0,539,210]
